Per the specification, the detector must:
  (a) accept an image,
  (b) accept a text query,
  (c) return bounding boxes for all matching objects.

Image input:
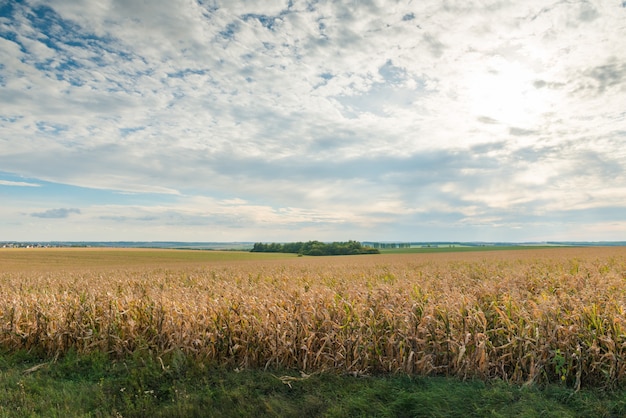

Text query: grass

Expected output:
[1,349,625,417]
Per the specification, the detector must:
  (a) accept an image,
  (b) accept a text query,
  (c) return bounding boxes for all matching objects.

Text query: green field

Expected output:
[379,245,561,254]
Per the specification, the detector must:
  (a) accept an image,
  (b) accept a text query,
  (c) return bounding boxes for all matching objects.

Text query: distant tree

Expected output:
[250,241,379,256]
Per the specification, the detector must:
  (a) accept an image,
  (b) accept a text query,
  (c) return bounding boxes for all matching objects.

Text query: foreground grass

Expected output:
[1,350,625,417]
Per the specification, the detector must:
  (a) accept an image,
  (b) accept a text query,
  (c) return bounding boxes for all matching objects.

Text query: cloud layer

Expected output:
[31,208,81,219]
[1,0,625,241]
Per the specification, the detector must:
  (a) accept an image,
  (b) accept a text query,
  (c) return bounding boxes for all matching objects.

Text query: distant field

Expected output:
[379,245,560,254]
[0,245,562,271]
[1,246,626,389]
[0,247,293,272]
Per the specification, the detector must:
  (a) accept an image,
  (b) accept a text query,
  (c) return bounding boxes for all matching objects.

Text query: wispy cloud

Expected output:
[0,180,40,187]
[31,208,81,219]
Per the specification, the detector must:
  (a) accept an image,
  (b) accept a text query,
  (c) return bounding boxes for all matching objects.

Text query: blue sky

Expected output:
[1,0,625,242]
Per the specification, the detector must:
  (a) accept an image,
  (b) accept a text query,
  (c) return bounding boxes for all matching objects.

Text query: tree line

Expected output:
[250,240,380,256]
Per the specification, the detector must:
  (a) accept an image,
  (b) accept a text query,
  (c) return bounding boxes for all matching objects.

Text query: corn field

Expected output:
[1,247,626,388]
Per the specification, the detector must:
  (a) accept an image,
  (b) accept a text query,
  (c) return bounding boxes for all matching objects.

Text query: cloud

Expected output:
[422,33,446,58]
[0,180,40,187]
[477,116,499,125]
[508,127,538,136]
[1,0,625,241]
[31,208,81,219]
[582,60,626,95]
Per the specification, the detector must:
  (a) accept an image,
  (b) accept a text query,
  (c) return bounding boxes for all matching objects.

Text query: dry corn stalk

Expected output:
[1,247,625,388]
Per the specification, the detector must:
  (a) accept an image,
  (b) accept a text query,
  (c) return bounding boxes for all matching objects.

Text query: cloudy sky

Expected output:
[1,0,625,242]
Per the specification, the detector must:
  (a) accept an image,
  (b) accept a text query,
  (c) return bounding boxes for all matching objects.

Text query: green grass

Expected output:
[1,350,624,417]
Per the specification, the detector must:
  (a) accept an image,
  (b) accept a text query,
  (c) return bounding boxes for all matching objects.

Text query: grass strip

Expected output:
[1,350,625,417]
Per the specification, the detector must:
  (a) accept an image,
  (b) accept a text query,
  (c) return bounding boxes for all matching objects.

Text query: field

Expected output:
[2,246,626,392]
[379,245,559,254]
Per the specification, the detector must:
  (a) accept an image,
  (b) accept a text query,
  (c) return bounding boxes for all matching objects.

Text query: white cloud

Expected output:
[0,180,40,187]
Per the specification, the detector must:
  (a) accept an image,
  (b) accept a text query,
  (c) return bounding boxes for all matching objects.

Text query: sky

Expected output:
[1,0,625,243]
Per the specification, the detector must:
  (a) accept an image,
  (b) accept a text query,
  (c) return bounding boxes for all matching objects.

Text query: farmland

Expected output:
[2,246,626,384]
[2,247,626,415]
